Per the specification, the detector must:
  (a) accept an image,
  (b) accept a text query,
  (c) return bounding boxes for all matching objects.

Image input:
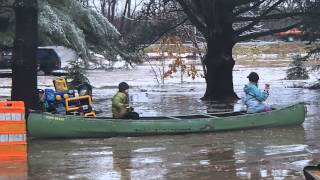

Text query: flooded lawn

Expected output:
[0,60,320,179]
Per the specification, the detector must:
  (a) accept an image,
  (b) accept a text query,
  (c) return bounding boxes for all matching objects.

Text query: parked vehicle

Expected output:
[36,48,61,73]
[0,47,61,74]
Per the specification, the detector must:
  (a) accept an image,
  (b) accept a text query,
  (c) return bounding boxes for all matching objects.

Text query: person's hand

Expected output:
[265,84,270,91]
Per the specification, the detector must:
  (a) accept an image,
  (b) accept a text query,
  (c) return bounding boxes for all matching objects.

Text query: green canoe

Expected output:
[27,103,306,138]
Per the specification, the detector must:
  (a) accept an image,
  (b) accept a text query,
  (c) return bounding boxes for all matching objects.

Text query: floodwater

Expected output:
[0,59,320,179]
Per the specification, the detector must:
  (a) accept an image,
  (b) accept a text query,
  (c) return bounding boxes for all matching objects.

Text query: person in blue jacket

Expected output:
[243,72,271,113]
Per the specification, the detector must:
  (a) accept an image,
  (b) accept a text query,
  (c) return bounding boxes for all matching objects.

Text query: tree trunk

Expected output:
[101,0,107,17]
[120,0,129,33]
[202,38,238,101]
[110,0,116,23]
[11,0,39,111]
[201,1,238,101]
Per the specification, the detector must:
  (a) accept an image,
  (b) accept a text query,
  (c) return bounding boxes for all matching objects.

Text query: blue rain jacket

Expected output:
[243,83,269,113]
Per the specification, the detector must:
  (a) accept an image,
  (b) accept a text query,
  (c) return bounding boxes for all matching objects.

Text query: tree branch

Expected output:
[234,12,310,21]
[176,0,207,35]
[235,0,286,35]
[182,25,207,76]
[234,0,266,16]
[233,0,257,6]
[138,18,188,50]
[0,5,14,9]
[236,22,301,42]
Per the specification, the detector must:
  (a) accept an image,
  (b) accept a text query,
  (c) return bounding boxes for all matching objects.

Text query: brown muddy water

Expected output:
[0,61,320,179]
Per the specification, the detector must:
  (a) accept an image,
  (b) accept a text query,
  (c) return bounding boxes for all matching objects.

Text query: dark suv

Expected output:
[36,48,61,73]
[0,47,61,73]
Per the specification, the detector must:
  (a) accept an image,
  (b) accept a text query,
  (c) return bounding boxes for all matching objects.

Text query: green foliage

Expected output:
[38,0,118,63]
[301,1,320,60]
[66,59,89,88]
[0,7,15,47]
[297,0,320,88]
[286,55,309,80]
[0,32,14,47]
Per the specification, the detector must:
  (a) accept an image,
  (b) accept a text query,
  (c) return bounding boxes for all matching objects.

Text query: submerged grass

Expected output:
[145,42,319,68]
[145,41,308,55]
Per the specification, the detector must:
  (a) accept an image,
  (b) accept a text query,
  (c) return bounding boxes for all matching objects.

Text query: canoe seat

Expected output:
[165,116,182,120]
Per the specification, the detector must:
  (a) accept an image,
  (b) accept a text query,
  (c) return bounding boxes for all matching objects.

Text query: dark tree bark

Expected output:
[120,0,129,32]
[175,0,306,101]
[177,0,238,100]
[100,0,107,17]
[203,1,238,100]
[110,0,117,23]
[11,0,39,110]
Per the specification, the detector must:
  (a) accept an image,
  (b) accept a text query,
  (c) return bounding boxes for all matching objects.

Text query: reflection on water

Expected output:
[0,65,320,179]
[0,160,28,180]
[25,125,318,179]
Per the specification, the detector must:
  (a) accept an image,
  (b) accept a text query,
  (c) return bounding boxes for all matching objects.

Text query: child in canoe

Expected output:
[112,82,140,119]
[244,72,271,113]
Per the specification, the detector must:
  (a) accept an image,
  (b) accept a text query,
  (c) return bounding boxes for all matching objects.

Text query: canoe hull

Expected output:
[27,103,306,138]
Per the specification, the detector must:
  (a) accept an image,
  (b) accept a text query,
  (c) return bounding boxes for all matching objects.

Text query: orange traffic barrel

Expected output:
[0,101,27,160]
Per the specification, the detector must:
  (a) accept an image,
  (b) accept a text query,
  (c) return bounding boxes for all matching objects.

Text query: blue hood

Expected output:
[244,83,257,94]
[243,83,268,102]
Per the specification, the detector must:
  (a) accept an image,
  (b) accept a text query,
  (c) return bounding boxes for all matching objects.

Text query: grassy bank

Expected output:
[144,41,308,56]
[144,41,318,67]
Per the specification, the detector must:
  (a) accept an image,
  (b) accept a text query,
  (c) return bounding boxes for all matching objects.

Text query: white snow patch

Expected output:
[111,60,127,69]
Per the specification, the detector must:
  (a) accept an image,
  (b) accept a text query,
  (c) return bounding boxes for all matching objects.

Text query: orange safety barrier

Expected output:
[0,142,27,157]
[0,101,27,160]
[0,122,26,132]
[0,101,25,113]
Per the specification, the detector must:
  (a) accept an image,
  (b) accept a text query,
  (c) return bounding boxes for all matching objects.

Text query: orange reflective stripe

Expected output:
[0,155,27,162]
[0,143,27,155]
[0,101,25,114]
[0,101,24,107]
[0,131,27,134]
[0,153,27,158]
[0,141,27,145]
[0,121,25,123]
[0,109,25,113]
[0,122,26,132]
